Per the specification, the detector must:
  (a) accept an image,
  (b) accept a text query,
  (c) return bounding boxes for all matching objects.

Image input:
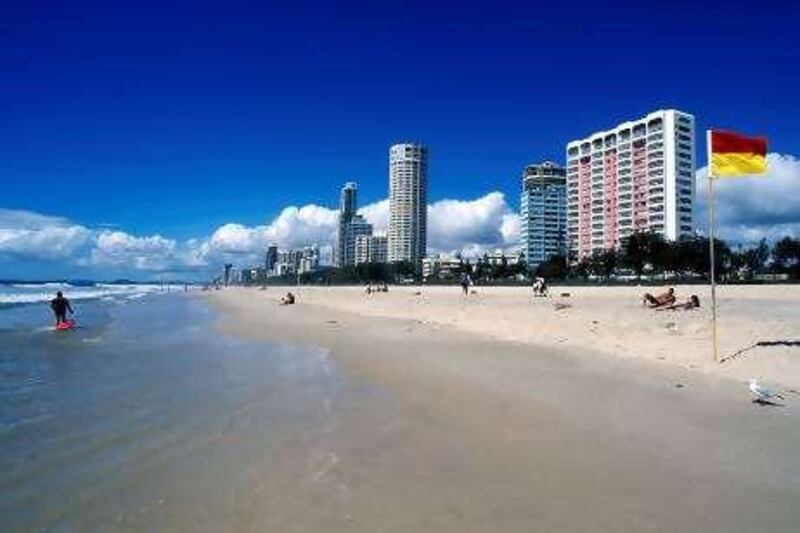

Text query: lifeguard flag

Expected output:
[709,130,768,177]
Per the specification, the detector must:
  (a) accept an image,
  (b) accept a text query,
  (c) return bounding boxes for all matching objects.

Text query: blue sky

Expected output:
[2,0,799,279]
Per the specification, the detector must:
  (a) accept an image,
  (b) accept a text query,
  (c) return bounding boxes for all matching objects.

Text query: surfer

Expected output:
[50,291,74,326]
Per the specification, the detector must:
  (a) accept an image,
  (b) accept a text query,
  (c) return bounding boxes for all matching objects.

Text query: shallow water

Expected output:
[0,294,367,531]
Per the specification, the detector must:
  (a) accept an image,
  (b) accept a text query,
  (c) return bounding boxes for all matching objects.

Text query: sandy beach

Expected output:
[209,284,800,532]
[219,283,800,388]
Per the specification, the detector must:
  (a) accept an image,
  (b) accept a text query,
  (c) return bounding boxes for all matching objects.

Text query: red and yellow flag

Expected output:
[709,130,768,177]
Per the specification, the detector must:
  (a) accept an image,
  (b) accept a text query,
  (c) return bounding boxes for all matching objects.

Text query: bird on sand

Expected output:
[749,379,784,403]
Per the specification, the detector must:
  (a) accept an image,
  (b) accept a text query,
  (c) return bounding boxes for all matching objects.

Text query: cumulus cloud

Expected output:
[1,191,526,278]
[428,192,519,255]
[192,191,522,267]
[696,153,800,243]
[263,205,338,248]
[196,205,339,266]
[90,230,182,271]
[0,209,92,260]
[356,193,520,256]
[359,199,390,234]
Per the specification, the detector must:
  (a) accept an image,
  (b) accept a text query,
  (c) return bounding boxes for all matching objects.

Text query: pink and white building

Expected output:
[566,109,695,261]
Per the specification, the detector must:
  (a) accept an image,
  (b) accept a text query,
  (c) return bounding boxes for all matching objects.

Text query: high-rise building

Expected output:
[344,215,373,266]
[354,235,388,265]
[566,109,695,260]
[335,182,358,268]
[520,161,568,269]
[272,246,320,276]
[388,143,428,265]
[265,245,278,274]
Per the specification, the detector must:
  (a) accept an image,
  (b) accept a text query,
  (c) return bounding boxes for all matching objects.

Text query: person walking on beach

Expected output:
[459,272,472,295]
[50,291,74,326]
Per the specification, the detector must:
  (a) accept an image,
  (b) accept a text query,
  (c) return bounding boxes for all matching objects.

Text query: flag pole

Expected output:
[706,129,719,363]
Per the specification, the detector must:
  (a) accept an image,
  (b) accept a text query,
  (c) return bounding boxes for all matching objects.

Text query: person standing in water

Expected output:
[50,291,74,326]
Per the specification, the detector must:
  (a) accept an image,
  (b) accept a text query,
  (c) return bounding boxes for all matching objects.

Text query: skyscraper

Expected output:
[265,245,278,274]
[388,143,428,265]
[520,161,567,269]
[335,182,358,268]
[344,215,373,266]
[566,109,695,260]
[354,234,388,265]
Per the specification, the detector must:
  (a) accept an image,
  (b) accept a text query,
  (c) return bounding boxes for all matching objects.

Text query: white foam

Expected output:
[0,284,163,305]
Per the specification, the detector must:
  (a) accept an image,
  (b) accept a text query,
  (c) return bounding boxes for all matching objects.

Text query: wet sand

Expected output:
[210,288,800,532]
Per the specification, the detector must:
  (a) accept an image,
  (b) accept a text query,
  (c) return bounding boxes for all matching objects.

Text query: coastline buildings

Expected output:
[335,181,376,267]
[335,182,358,267]
[354,234,388,265]
[273,246,319,276]
[519,161,568,269]
[421,254,463,279]
[566,109,696,260]
[388,143,428,265]
[344,215,373,266]
[265,245,278,273]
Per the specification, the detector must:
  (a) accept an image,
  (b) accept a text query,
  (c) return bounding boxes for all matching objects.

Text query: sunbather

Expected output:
[279,292,296,305]
[658,294,700,311]
[642,288,675,308]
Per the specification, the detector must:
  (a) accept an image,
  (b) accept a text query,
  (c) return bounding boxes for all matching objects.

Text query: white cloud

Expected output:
[0,191,524,278]
[428,192,519,255]
[0,209,92,260]
[359,199,389,234]
[205,223,269,255]
[196,204,340,266]
[696,153,800,243]
[356,192,521,256]
[90,230,180,271]
[263,205,338,248]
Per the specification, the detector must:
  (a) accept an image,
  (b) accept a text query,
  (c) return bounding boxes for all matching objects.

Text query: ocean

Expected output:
[0,288,360,531]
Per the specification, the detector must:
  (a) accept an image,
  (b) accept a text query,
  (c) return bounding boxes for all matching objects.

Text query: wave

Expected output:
[9,282,78,289]
[0,284,164,305]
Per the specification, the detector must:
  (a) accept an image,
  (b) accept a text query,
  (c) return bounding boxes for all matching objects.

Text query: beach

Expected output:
[2,286,799,531]
[208,284,800,531]
[220,284,800,388]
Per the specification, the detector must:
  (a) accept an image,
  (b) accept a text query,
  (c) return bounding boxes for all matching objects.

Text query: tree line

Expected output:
[537,233,800,282]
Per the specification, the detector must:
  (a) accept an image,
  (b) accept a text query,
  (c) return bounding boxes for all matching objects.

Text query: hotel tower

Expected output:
[388,143,428,264]
[520,161,568,269]
[566,109,695,260]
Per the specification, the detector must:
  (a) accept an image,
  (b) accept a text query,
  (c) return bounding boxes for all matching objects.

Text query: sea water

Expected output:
[0,292,358,531]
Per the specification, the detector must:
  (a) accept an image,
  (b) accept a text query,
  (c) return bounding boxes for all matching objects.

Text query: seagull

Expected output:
[749,379,784,403]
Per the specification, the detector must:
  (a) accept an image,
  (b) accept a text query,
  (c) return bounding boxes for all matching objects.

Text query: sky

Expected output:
[2,0,799,280]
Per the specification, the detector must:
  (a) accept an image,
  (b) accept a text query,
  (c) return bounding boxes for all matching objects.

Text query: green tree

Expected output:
[730,238,770,280]
[588,249,618,281]
[622,231,666,281]
[536,254,568,280]
[773,236,800,278]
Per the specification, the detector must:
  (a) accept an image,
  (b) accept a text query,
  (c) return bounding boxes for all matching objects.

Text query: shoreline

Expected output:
[206,287,800,531]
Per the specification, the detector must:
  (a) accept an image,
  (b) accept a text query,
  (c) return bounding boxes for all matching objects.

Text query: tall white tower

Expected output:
[388,143,428,265]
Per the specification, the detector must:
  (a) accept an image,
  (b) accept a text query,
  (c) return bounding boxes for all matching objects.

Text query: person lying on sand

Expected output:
[658,295,700,311]
[642,288,675,308]
[279,292,295,306]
